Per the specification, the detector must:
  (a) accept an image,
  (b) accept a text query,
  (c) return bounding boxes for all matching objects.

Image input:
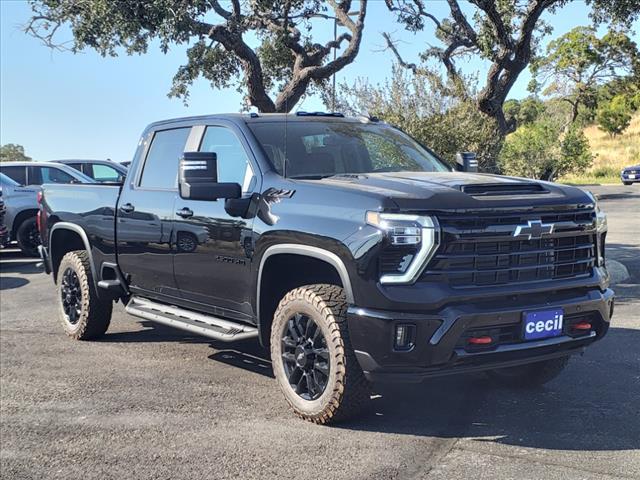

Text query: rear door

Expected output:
[172,122,260,321]
[116,127,191,301]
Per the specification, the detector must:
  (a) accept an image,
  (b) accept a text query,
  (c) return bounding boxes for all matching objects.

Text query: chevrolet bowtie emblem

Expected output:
[513,220,554,240]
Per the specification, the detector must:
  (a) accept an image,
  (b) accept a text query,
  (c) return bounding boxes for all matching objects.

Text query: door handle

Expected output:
[120,203,135,213]
[176,207,194,219]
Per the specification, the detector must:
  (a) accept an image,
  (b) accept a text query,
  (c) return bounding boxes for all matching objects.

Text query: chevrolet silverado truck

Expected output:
[38,113,614,424]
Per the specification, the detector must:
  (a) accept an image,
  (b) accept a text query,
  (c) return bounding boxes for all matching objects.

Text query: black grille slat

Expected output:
[424,207,597,288]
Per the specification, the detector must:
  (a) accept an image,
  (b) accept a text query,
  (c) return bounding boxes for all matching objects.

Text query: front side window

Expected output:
[91,164,122,182]
[0,166,27,185]
[247,121,450,178]
[199,126,254,192]
[139,128,191,189]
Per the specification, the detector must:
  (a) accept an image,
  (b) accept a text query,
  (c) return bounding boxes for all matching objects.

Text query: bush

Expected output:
[335,66,503,172]
[499,121,593,181]
[591,166,619,178]
[597,95,632,137]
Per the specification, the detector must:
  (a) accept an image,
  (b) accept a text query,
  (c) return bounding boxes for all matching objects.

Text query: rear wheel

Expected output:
[57,250,112,340]
[270,284,370,424]
[16,216,40,257]
[487,356,570,388]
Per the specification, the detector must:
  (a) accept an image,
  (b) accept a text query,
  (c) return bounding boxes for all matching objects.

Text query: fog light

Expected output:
[394,324,415,351]
[468,336,493,345]
[572,322,592,331]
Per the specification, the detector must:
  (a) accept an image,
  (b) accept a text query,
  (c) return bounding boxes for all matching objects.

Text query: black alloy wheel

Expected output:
[281,312,331,401]
[60,267,82,324]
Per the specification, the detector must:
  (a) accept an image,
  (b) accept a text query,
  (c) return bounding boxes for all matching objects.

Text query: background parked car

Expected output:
[621,165,640,185]
[53,159,127,183]
[0,187,8,247]
[0,164,93,256]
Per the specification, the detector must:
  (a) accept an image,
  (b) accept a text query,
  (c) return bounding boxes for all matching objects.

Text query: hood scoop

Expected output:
[461,183,548,196]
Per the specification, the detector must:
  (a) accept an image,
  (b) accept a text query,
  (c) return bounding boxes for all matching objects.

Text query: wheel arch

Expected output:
[11,208,38,239]
[256,244,354,348]
[49,223,99,291]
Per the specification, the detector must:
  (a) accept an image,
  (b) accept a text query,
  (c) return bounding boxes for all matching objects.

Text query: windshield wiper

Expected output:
[287,174,336,180]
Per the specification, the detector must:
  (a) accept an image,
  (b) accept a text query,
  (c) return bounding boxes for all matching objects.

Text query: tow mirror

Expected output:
[456,152,478,173]
[179,152,241,201]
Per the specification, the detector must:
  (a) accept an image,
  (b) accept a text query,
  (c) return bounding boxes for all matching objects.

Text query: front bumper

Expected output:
[347,286,614,383]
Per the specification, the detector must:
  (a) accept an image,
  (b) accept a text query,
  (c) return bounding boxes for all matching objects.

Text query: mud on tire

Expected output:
[270,284,370,424]
[57,250,112,340]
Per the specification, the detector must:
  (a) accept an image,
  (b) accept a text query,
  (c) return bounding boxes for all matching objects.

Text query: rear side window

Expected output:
[1,166,27,185]
[139,128,190,189]
[67,163,83,173]
[29,166,77,185]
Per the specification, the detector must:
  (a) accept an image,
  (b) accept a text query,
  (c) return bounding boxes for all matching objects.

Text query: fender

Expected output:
[256,243,355,324]
[49,222,99,292]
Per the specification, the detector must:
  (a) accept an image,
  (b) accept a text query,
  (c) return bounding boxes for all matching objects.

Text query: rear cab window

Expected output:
[139,128,191,190]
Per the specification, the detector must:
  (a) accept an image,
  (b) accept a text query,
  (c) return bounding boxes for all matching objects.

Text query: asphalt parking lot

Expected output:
[1,185,639,480]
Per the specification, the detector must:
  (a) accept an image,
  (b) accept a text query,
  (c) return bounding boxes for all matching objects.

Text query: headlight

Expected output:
[366,211,439,284]
[584,191,607,232]
[584,191,607,267]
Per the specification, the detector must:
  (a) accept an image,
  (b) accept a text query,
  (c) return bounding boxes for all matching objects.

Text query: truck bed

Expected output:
[41,183,121,268]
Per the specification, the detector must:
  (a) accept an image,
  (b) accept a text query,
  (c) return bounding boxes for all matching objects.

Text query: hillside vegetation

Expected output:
[561,114,640,184]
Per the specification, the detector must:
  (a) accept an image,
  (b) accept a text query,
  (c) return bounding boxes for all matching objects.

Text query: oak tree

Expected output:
[383,0,639,136]
[26,0,368,112]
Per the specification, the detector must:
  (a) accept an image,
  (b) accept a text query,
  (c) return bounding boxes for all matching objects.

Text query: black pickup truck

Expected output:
[38,113,614,424]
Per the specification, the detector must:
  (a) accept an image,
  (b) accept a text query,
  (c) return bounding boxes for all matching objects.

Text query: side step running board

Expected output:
[125,297,258,342]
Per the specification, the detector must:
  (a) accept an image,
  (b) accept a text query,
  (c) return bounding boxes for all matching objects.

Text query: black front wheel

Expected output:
[271,284,370,424]
[16,217,41,257]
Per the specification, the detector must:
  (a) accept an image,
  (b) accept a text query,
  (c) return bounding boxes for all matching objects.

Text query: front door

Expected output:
[116,127,191,301]
[173,123,259,322]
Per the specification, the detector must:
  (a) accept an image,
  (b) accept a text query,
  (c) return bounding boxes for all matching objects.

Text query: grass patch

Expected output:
[559,113,639,185]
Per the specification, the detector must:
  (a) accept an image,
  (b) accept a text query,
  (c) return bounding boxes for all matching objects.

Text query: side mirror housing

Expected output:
[456,152,478,173]
[179,152,241,201]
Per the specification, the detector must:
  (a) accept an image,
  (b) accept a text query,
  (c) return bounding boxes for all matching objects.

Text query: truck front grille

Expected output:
[422,207,597,288]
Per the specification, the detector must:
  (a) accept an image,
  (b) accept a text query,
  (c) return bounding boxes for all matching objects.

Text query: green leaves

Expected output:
[0,144,32,163]
[597,95,633,137]
[532,26,639,124]
[27,0,368,112]
[498,120,593,181]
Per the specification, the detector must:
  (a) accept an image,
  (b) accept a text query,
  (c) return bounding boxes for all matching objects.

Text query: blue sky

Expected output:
[1,0,637,162]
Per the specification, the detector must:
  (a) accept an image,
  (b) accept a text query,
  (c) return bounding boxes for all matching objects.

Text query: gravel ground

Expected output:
[1,184,639,480]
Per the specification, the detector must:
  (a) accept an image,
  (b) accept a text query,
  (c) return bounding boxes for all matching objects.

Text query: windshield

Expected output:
[247,121,450,178]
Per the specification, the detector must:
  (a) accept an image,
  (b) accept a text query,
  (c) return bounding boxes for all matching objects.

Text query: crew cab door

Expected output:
[116,127,191,301]
[173,123,259,321]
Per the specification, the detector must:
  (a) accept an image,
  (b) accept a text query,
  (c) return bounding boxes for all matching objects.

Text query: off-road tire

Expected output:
[271,284,370,424]
[16,216,40,257]
[487,356,570,388]
[57,250,112,340]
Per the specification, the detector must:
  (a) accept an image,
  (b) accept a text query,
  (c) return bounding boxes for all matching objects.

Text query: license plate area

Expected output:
[522,309,564,341]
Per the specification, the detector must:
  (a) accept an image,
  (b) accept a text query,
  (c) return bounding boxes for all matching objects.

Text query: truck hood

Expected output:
[308,171,592,211]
